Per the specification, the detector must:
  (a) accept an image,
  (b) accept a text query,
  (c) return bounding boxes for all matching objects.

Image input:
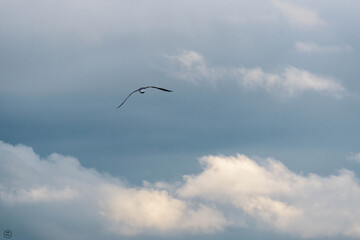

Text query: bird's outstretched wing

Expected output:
[147,86,173,92]
[117,89,139,108]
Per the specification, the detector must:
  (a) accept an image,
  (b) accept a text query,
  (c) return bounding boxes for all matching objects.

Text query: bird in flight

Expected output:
[117,86,173,108]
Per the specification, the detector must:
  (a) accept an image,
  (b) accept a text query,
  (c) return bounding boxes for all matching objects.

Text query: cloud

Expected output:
[0,141,227,238]
[0,186,78,203]
[273,0,326,28]
[295,41,352,54]
[348,152,360,163]
[235,66,344,97]
[178,154,360,238]
[100,185,226,235]
[165,50,226,84]
[3,140,360,239]
[166,50,345,97]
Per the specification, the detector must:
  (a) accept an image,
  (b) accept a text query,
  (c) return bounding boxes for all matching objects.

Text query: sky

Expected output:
[1,0,360,239]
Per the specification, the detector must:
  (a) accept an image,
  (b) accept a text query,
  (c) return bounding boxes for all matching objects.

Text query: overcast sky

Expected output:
[1,0,360,239]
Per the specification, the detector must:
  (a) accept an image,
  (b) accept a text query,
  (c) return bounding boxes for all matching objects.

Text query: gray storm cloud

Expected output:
[1,1,360,240]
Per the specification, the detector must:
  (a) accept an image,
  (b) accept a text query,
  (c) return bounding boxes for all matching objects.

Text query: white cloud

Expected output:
[295,41,352,54]
[100,185,226,235]
[3,140,360,239]
[167,50,345,97]
[348,152,360,163]
[0,186,78,203]
[235,66,344,97]
[178,154,360,238]
[0,141,227,238]
[165,50,226,84]
[273,0,326,28]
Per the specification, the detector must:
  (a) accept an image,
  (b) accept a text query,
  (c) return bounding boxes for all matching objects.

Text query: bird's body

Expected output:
[117,86,173,108]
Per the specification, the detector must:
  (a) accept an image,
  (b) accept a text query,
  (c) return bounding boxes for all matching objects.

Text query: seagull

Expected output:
[117,86,173,108]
